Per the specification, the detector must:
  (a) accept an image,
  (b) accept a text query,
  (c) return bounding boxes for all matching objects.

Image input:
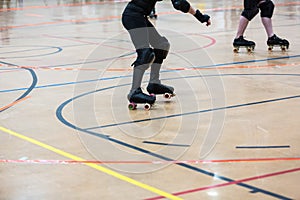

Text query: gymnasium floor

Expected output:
[1,0,300,199]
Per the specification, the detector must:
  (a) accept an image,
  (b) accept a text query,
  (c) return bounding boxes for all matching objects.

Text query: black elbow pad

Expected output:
[171,0,190,13]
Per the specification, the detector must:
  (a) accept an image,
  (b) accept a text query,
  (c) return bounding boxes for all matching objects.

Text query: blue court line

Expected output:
[142,141,190,147]
[0,46,62,59]
[193,54,298,69]
[56,74,299,200]
[0,62,37,112]
[0,51,134,70]
[236,145,290,149]
[56,94,295,200]
[0,46,62,55]
[0,52,298,93]
[1,60,294,198]
[85,94,300,130]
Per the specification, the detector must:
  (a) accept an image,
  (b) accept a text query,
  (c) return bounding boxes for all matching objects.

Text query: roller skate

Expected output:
[233,36,255,53]
[267,34,289,51]
[128,87,156,110]
[147,83,175,99]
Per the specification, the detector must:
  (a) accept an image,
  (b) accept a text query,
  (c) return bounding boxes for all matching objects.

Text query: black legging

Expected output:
[122,14,164,50]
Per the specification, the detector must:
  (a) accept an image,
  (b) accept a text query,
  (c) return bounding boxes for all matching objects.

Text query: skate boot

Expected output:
[147,83,175,99]
[128,87,156,110]
[233,36,255,53]
[267,34,289,51]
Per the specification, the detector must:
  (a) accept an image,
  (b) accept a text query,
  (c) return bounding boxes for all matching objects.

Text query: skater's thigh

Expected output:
[244,0,259,10]
[146,20,165,48]
[122,15,151,49]
[122,14,148,30]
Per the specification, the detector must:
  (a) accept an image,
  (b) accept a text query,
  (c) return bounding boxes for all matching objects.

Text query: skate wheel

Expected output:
[144,103,151,110]
[281,46,286,51]
[128,102,137,110]
[268,46,273,51]
[164,93,172,99]
[233,47,239,53]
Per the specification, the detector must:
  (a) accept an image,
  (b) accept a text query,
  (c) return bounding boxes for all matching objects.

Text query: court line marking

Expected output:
[0,64,37,112]
[56,92,298,200]
[84,94,300,130]
[146,167,299,200]
[0,71,296,199]
[1,1,298,12]
[1,60,299,73]
[236,145,290,149]
[0,96,31,112]
[0,3,298,198]
[1,157,300,165]
[1,2,299,30]
[0,126,182,200]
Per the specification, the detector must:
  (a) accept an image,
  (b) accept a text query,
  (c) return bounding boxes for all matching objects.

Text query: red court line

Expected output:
[0,1,128,12]
[166,62,300,71]
[1,157,300,164]
[0,15,121,31]
[0,96,31,112]
[1,1,298,12]
[145,167,300,200]
[1,2,299,30]
[43,34,132,51]
[2,61,298,73]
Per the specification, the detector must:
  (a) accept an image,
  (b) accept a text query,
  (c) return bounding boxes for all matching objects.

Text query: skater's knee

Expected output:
[132,48,155,69]
[153,37,170,63]
[241,8,259,21]
[259,0,274,18]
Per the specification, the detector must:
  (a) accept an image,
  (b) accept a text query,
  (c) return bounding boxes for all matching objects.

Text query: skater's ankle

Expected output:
[148,81,161,85]
[268,34,277,39]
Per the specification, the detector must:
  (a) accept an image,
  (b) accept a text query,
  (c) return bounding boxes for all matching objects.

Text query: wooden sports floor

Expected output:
[1,0,300,199]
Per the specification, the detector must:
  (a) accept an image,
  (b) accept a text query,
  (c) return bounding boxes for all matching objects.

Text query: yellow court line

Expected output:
[0,126,182,200]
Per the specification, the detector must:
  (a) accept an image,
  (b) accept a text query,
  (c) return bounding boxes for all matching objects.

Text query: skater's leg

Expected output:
[127,48,156,105]
[122,15,156,99]
[235,0,259,38]
[257,0,288,49]
[122,16,150,50]
[127,49,156,105]
[258,0,275,37]
[233,16,255,49]
[142,20,169,84]
[149,37,170,84]
[128,48,155,100]
[145,22,174,95]
[235,16,249,38]
[261,17,274,37]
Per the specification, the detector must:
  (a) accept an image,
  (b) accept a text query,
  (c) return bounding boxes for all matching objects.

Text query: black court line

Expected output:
[236,145,291,149]
[142,141,190,147]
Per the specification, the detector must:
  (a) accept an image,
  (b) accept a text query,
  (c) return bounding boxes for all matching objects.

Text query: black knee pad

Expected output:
[241,8,259,21]
[132,48,155,69]
[153,37,170,64]
[259,0,274,18]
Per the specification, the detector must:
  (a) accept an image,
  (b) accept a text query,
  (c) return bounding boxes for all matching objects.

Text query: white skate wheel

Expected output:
[144,103,151,110]
[164,93,171,99]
